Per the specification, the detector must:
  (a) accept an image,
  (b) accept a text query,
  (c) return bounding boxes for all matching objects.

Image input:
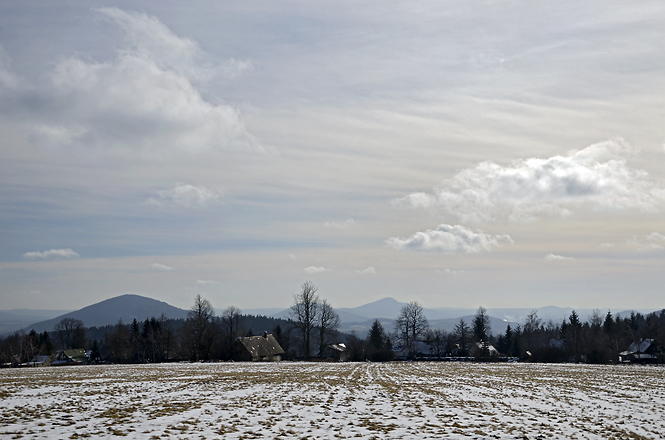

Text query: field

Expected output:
[1,362,663,439]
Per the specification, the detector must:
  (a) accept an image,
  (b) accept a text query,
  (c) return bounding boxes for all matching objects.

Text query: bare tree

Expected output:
[395,301,429,359]
[317,299,340,359]
[54,318,87,350]
[220,306,243,359]
[183,294,216,361]
[426,328,448,359]
[289,281,319,359]
[523,309,541,351]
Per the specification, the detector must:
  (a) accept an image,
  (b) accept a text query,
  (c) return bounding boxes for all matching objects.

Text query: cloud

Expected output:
[147,183,222,207]
[28,8,261,155]
[544,253,575,261]
[23,248,80,260]
[196,280,219,285]
[355,266,376,275]
[304,266,330,274]
[324,218,356,229]
[394,139,665,223]
[0,44,20,90]
[151,263,174,271]
[387,224,512,254]
[436,268,464,275]
[626,232,665,250]
[97,8,252,83]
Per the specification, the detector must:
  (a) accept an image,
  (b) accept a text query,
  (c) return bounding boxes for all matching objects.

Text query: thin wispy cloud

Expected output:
[304,266,330,274]
[151,263,174,271]
[355,266,376,275]
[196,280,220,285]
[147,183,222,208]
[436,268,464,275]
[626,232,665,250]
[545,253,575,261]
[324,218,356,229]
[23,248,80,260]
[387,224,512,254]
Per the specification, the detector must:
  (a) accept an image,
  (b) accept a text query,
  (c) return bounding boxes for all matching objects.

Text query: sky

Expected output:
[1,0,665,312]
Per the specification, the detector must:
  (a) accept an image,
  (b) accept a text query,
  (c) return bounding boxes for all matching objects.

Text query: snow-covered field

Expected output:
[1,362,663,439]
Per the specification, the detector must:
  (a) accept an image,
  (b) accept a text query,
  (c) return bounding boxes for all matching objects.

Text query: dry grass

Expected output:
[1,362,664,439]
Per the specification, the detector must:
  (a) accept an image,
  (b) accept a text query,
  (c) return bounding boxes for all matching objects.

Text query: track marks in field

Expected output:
[1,362,664,439]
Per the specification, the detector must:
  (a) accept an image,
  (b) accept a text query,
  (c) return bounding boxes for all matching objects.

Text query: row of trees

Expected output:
[0,282,343,364]
[2,285,664,364]
[384,302,665,363]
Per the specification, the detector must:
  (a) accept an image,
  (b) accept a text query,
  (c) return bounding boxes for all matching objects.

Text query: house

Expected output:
[469,341,500,359]
[52,349,88,366]
[392,341,431,360]
[325,343,350,362]
[619,339,663,364]
[235,332,285,362]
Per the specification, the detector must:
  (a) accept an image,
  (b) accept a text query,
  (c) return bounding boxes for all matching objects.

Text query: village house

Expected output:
[52,349,88,366]
[324,343,350,361]
[619,339,663,363]
[235,332,285,362]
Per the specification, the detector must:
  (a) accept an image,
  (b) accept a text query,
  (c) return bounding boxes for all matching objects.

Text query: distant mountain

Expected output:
[338,297,405,320]
[0,309,71,335]
[11,294,189,334]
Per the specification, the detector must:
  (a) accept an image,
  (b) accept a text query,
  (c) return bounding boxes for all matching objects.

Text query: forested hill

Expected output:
[17,294,189,334]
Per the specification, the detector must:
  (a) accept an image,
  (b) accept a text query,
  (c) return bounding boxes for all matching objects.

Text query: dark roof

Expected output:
[237,334,285,358]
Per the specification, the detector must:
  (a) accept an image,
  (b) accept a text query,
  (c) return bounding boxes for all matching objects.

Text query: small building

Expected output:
[469,341,500,359]
[235,332,285,362]
[619,339,663,364]
[325,343,350,362]
[52,349,88,366]
[392,341,431,360]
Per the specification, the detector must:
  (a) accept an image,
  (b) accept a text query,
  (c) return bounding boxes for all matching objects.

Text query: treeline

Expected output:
[491,308,665,363]
[2,287,664,365]
[379,303,665,364]
[0,295,293,365]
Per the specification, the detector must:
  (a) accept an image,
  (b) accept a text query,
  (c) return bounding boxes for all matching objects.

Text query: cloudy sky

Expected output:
[1,0,665,312]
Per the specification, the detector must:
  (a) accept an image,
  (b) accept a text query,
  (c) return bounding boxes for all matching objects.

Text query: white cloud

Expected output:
[29,8,261,155]
[627,232,665,250]
[395,139,665,223]
[98,8,252,83]
[23,248,80,260]
[387,224,512,254]
[355,266,376,275]
[544,253,575,261]
[304,266,330,274]
[324,218,356,229]
[196,280,219,285]
[147,183,222,207]
[436,268,464,275]
[151,263,174,271]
